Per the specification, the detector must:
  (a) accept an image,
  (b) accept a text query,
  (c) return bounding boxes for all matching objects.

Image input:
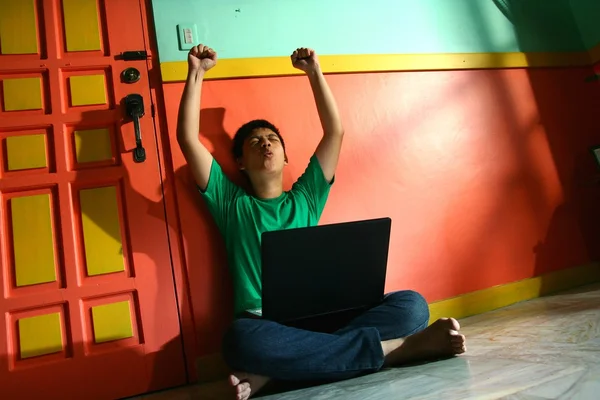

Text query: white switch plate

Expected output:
[177,24,198,51]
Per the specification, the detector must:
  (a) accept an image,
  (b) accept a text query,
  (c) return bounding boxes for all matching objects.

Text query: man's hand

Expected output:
[291,47,320,73]
[189,44,217,74]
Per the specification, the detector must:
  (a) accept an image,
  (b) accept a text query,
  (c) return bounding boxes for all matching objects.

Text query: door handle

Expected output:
[124,94,146,163]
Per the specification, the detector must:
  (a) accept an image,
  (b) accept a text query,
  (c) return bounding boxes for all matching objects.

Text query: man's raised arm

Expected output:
[177,44,217,191]
[291,48,344,183]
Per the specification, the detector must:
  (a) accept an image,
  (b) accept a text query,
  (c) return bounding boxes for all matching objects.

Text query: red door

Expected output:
[0,0,186,398]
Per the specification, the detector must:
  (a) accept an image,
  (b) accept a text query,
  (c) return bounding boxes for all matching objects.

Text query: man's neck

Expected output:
[250,174,284,199]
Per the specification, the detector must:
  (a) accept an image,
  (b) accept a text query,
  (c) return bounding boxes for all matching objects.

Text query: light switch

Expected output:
[183,29,193,44]
[177,24,198,51]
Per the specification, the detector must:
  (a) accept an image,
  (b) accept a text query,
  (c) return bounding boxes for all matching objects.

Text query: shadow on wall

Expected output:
[433,0,600,303]
[197,107,251,189]
[171,107,239,354]
[490,0,600,292]
[492,0,587,51]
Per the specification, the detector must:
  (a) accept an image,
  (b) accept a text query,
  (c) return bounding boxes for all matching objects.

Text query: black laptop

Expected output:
[249,217,391,330]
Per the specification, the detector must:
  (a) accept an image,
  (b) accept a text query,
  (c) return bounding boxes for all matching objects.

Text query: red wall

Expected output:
[161,66,600,356]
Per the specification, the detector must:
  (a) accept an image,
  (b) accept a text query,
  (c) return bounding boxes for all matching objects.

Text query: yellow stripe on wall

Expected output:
[62,0,101,52]
[428,263,600,323]
[11,194,57,287]
[161,51,592,82]
[0,0,38,55]
[79,186,125,276]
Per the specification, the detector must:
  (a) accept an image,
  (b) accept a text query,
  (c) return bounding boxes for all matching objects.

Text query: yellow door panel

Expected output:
[91,301,134,343]
[62,0,101,52]
[69,75,106,106]
[10,194,57,287]
[0,0,38,55]
[75,128,113,163]
[6,134,47,171]
[79,186,125,276]
[2,77,42,111]
[19,313,63,359]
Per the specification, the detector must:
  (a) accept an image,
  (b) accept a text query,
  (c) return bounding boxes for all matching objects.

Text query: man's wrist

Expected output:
[306,66,323,79]
[188,68,206,81]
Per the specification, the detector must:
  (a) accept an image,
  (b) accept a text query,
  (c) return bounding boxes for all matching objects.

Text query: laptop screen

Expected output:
[260,217,391,323]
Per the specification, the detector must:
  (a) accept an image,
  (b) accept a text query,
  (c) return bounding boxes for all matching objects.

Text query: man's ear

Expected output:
[284,153,289,164]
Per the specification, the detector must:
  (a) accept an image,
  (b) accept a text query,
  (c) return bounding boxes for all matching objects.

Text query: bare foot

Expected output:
[229,372,270,400]
[383,318,466,366]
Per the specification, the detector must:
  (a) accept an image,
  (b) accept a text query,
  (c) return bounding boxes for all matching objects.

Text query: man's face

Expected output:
[238,128,287,173]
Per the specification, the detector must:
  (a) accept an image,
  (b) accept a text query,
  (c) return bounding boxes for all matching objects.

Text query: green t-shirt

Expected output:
[199,155,333,316]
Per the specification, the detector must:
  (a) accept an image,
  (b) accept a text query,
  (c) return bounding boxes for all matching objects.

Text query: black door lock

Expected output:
[121,67,141,84]
[124,94,146,163]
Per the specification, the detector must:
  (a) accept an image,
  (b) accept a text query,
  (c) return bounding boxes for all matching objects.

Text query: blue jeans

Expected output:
[222,290,430,381]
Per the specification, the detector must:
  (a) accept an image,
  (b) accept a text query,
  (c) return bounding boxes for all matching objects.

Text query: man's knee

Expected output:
[222,318,264,369]
[386,290,430,326]
[222,319,258,366]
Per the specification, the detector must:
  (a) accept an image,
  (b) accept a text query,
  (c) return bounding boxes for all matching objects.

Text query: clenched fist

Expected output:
[188,44,217,73]
[291,47,320,73]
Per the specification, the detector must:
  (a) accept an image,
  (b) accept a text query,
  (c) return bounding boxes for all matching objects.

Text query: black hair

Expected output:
[232,119,286,160]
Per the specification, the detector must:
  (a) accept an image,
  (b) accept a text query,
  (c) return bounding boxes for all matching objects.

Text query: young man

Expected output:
[177,44,467,400]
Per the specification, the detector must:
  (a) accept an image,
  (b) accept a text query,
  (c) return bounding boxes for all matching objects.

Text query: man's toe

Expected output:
[237,387,251,400]
[237,382,250,393]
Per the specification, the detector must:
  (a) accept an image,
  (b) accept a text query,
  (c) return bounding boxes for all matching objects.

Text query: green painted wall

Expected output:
[570,0,600,49]
[151,0,586,63]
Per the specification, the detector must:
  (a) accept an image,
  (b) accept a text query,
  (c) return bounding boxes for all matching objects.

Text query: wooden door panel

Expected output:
[0,0,185,398]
